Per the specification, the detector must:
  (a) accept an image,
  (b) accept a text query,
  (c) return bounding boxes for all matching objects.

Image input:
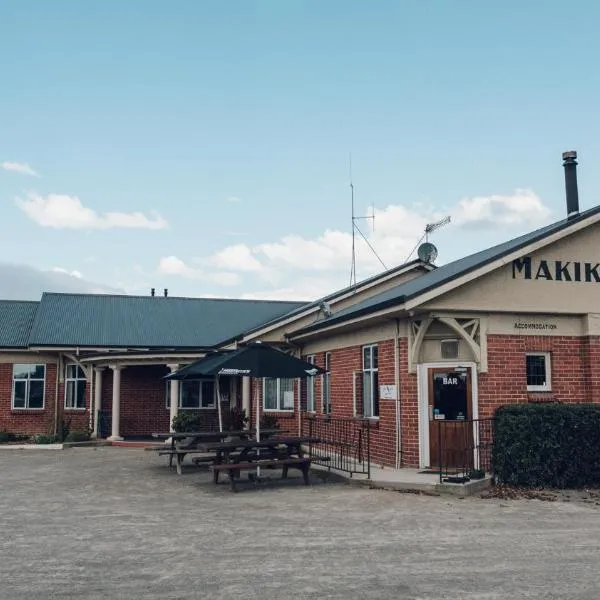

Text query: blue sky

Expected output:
[2,0,600,300]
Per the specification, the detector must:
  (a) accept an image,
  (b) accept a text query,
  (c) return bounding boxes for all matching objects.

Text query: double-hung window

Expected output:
[263,378,295,411]
[166,380,216,409]
[362,345,379,418]
[322,352,331,415]
[305,355,316,412]
[526,353,551,392]
[12,364,45,409]
[65,365,87,409]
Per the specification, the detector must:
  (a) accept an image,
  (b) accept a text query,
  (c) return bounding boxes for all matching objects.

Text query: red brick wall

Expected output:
[0,362,58,435]
[298,340,400,468]
[102,365,171,437]
[478,335,592,418]
[398,338,420,468]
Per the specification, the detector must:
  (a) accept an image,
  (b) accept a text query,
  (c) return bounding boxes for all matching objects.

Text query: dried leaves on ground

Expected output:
[481,483,600,505]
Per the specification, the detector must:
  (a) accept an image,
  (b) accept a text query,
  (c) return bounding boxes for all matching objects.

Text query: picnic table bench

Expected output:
[211,457,311,492]
[199,436,321,492]
[150,430,280,474]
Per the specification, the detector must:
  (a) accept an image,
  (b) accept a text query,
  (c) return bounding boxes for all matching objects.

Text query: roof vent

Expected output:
[562,150,579,218]
[151,288,155,297]
[441,339,459,359]
[164,288,168,298]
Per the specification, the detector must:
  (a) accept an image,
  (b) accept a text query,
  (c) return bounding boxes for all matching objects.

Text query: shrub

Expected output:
[493,404,600,488]
[172,412,203,433]
[260,414,280,430]
[223,407,248,431]
[32,434,59,444]
[64,430,91,443]
[0,431,15,443]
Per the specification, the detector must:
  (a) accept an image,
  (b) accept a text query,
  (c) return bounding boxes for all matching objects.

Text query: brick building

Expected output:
[3,153,600,470]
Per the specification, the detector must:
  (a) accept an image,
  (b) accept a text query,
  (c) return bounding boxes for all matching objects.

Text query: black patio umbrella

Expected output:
[166,342,326,436]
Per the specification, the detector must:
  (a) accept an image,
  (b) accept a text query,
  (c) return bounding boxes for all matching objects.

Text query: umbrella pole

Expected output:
[217,374,223,433]
[256,377,261,479]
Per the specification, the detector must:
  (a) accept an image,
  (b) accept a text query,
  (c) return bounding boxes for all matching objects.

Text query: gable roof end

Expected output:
[291,204,600,336]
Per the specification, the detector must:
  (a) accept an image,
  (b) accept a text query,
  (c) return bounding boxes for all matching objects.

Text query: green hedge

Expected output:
[493,404,600,488]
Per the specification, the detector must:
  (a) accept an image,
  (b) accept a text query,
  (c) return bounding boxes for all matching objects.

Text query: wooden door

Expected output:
[428,368,473,469]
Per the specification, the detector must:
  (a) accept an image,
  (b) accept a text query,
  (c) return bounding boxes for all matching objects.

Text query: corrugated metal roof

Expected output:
[0,301,39,348]
[28,294,307,348]
[293,206,600,334]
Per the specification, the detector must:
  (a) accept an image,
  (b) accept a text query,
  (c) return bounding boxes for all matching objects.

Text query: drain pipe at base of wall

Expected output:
[394,319,402,470]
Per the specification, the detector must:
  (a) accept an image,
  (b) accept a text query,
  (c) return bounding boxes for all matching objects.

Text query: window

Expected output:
[166,380,216,409]
[306,355,316,412]
[362,345,379,417]
[526,353,551,392]
[65,365,87,410]
[263,378,295,411]
[322,352,331,415]
[12,364,45,409]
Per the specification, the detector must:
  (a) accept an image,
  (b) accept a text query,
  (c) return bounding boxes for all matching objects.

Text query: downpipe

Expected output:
[394,319,402,470]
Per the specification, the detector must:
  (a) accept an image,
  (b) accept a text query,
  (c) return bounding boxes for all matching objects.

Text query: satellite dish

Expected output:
[417,242,438,263]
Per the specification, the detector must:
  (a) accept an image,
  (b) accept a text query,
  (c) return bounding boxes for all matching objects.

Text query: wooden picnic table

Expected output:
[150,429,280,474]
[198,436,321,492]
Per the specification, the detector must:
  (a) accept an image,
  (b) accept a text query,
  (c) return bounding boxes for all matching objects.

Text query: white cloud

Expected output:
[160,189,553,301]
[15,193,168,230]
[207,244,263,272]
[52,267,82,279]
[226,196,242,203]
[2,161,40,177]
[453,189,552,228]
[158,256,240,286]
[158,256,198,278]
[210,271,241,286]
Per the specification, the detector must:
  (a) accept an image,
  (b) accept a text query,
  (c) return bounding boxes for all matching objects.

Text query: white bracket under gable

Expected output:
[408,314,488,373]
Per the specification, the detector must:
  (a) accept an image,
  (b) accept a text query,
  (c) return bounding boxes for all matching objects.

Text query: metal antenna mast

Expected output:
[349,153,385,289]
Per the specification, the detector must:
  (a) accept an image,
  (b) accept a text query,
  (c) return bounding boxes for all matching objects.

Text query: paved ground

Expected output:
[1,448,599,600]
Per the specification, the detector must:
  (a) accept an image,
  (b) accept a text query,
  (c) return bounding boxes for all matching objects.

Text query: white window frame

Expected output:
[322,352,331,415]
[526,352,552,392]
[12,364,46,410]
[306,355,316,412]
[165,380,217,410]
[362,344,379,418]
[263,378,295,412]
[64,364,87,410]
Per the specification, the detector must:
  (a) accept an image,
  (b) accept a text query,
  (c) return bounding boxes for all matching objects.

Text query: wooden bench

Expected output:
[210,457,311,492]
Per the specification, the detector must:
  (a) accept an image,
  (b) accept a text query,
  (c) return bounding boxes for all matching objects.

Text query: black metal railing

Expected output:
[302,414,371,478]
[434,417,494,484]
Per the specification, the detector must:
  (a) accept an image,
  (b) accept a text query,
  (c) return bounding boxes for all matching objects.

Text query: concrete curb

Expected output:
[0,444,65,450]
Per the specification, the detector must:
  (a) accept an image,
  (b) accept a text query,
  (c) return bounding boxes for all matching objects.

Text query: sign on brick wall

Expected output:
[379,385,397,400]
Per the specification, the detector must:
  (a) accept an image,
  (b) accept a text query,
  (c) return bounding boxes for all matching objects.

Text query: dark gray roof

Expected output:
[235,259,431,340]
[0,301,39,348]
[28,293,307,348]
[293,206,600,335]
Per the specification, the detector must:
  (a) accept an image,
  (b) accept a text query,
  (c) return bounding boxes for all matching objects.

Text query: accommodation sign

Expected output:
[514,321,557,331]
[512,257,600,282]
